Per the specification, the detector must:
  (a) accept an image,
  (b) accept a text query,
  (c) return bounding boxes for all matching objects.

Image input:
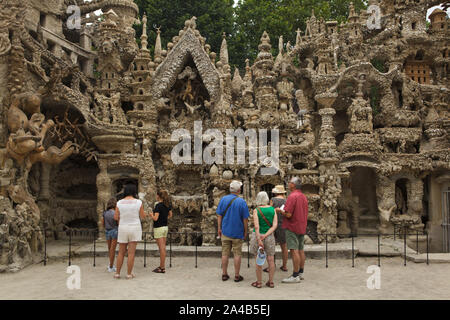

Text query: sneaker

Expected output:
[299,273,304,280]
[107,266,116,273]
[282,275,300,283]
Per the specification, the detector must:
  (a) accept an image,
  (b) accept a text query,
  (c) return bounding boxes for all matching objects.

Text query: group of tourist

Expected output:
[217,177,308,288]
[101,177,308,288]
[102,185,172,279]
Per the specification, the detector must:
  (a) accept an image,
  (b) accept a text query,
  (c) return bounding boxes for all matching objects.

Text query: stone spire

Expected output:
[140,14,148,51]
[243,58,252,83]
[348,2,358,22]
[296,28,302,46]
[154,27,162,64]
[256,31,273,62]
[220,32,229,66]
[275,35,284,66]
[232,67,243,96]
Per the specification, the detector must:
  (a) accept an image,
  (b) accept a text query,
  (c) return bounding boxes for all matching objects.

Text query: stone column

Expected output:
[96,159,111,236]
[315,93,340,241]
[139,159,156,238]
[38,163,51,201]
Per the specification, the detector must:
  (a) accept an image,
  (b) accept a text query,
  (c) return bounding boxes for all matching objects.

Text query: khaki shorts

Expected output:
[250,232,276,256]
[154,226,168,239]
[221,235,244,257]
[118,225,142,243]
[285,229,305,251]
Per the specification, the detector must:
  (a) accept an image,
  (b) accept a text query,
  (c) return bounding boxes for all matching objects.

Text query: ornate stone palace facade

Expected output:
[0,0,448,271]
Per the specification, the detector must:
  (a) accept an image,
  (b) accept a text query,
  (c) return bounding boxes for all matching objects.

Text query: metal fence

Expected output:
[39,227,430,268]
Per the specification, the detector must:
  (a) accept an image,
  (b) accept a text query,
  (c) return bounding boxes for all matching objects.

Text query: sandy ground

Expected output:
[0,256,449,300]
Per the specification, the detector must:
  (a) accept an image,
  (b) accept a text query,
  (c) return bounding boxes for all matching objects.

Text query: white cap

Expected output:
[230,180,243,193]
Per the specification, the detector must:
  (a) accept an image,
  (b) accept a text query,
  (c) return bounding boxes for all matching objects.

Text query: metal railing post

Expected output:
[416,230,419,254]
[404,227,407,267]
[195,233,198,269]
[426,231,429,265]
[325,234,328,268]
[144,233,147,268]
[247,235,250,268]
[378,233,381,267]
[68,229,72,266]
[44,228,47,266]
[93,231,96,267]
[352,235,355,268]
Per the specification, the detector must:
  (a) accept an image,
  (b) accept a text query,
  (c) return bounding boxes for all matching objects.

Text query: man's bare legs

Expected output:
[221,255,229,276]
[222,254,242,279]
[233,255,241,279]
[280,243,288,270]
[290,249,300,274]
[299,249,306,278]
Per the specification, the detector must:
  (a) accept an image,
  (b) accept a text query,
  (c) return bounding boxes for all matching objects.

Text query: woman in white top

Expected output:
[114,184,148,279]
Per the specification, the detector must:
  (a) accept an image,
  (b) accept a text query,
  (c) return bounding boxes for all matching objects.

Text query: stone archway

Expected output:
[348,166,379,235]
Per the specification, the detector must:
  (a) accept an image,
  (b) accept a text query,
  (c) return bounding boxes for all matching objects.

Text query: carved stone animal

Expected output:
[378,205,396,224]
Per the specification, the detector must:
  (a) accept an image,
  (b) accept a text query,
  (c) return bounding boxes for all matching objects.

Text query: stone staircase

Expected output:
[358,215,380,235]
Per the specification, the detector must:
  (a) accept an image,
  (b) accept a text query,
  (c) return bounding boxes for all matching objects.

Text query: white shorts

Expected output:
[118,225,142,243]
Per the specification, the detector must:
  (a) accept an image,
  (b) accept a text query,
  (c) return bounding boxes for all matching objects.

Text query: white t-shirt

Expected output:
[117,198,142,226]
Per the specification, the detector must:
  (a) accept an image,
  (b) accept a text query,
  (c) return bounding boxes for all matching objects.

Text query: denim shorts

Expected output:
[105,229,118,240]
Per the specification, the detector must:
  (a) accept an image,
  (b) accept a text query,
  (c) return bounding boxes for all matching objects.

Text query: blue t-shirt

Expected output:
[216,194,250,239]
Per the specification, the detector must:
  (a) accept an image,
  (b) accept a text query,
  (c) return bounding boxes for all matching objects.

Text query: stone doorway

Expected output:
[349,167,379,235]
[261,183,275,200]
[38,154,99,239]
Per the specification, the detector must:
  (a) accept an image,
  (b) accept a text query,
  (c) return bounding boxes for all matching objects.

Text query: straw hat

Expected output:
[272,185,287,194]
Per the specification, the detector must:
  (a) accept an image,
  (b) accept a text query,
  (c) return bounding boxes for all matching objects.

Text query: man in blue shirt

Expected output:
[217,180,249,282]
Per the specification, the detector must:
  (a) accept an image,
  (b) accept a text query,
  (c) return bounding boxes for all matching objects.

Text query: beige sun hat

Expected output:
[272,185,287,194]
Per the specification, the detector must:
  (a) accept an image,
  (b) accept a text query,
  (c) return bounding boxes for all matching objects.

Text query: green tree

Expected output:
[232,0,366,68]
[133,0,366,70]
[134,0,234,60]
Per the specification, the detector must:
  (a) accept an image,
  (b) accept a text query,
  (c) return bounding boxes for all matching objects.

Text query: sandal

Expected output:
[280,266,288,272]
[222,274,230,281]
[114,273,120,279]
[266,281,275,288]
[234,275,244,282]
[251,281,262,288]
[126,273,136,279]
[152,267,166,273]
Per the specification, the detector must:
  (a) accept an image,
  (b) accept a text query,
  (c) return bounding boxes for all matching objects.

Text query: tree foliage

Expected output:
[134,0,234,59]
[133,0,366,69]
